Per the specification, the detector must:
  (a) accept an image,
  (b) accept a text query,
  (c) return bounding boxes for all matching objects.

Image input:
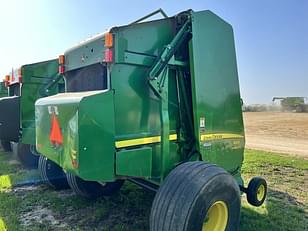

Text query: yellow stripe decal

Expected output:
[116,134,177,148]
[200,133,244,142]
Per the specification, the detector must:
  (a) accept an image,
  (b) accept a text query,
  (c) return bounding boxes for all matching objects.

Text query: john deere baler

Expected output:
[0,60,63,167]
[35,10,267,231]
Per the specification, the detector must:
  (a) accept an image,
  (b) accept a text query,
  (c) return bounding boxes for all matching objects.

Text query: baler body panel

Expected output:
[20,60,60,144]
[36,90,115,181]
[189,11,245,174]
[64,34,105,72]
[111,18,178,139]
[0,82,7,97]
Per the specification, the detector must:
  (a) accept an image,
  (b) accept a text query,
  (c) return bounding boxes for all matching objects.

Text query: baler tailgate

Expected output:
[189,11,245,173]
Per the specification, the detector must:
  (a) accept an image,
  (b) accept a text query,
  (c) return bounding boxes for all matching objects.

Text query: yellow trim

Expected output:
[203,200,228,231]
[257,184,265,201]
[115,134,177,148]
[116,133,243,148]
[200,133,243,142]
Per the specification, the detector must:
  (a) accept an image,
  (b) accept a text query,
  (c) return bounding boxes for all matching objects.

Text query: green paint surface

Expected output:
[189,11,244,179]
[0,82,7,98]
[20,59,60,144]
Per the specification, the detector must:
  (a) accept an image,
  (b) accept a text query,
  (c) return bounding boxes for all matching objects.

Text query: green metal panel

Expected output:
[111,19,181,181]
[189,11,244,175]
[116,147,152,177]
[36,93,81,167]
[20,59,59,144]
[149,142,180,183]
[35,90,116,181]
[64,34,106,72]
[111,19,178,136]
[78,90,115,181]
[0,82,7,97]
[113,18,175,65]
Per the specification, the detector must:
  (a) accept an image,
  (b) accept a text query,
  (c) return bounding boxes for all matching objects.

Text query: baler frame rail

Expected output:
[129,8,168,25]
[41,73,64,96]
[147,16,192,180]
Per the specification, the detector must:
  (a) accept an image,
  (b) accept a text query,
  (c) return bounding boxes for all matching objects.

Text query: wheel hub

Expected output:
[257,184,265,201]
[202,201,228,231]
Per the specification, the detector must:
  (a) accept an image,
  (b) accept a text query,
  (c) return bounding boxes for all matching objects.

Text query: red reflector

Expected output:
[18,68,22,83]
[11,68,15,82]
[50,114,63,145]
[59,65,65,74]
[37,143,43,149]
[72,159,79,169]
[104,49,113,63]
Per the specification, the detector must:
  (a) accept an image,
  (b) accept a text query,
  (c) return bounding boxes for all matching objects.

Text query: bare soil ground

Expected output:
[243,112,308,157]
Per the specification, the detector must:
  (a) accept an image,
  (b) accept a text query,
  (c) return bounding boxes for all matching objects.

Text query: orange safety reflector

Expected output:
[49,114,63,145]
[4,75,9,87]
[4,75,10,87]
[105,32,113,48]
[59,55,65,65]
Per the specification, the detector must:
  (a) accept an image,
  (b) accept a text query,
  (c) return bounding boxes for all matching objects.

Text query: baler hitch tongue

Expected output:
[240,177,267,207]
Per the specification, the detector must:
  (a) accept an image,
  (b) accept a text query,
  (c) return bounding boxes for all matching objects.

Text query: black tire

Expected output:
[0,140,12,152]
[17,143,39,169]
[38,155,70,190]
[246,177,267,207]
[150,161,241,231]
[66,172,124,199]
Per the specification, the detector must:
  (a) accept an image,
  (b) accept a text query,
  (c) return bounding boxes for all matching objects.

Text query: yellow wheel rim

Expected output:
[202,201,228,231]
[257,184,265,201]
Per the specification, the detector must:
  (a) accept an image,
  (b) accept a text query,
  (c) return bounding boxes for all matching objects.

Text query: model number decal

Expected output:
[200,133,244,142]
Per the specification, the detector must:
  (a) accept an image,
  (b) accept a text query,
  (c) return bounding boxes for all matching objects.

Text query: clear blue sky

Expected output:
[0,0,307,104]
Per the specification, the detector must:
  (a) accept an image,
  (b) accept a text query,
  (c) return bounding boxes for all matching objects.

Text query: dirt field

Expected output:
[243,112,308,157]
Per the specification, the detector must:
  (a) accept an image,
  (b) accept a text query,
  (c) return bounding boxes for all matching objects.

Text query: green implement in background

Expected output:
[0,59,63,167]
[0,82,7,97]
